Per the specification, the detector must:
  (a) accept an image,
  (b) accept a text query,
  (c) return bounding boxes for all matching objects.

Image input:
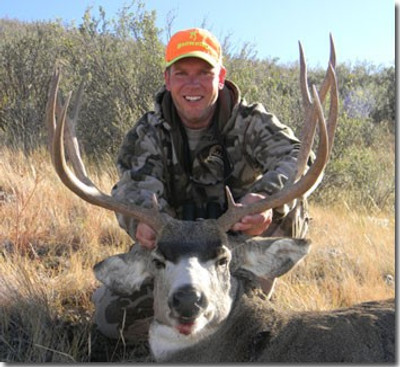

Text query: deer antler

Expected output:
[217,36,338,232]
[45,67,169,233]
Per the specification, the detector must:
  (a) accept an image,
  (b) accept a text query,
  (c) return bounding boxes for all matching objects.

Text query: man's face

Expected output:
[164,57,226,130]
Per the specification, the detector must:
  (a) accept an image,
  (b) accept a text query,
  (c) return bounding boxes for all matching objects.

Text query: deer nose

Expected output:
[169,285,207,319]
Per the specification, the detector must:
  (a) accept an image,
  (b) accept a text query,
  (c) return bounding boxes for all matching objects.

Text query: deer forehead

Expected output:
[156,220,229,263]
[161,257,217,291]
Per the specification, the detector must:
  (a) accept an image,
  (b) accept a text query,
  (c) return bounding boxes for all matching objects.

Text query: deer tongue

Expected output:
[176,322,195,335]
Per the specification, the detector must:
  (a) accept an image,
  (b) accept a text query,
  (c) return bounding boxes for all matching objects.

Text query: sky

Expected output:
[0,0,396,68]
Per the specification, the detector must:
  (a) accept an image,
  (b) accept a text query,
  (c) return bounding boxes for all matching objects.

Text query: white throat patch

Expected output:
[149,320,217,361]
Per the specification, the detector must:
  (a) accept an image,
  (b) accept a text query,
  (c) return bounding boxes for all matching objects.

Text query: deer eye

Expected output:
[152,258,165,269]
[216,256,229,267]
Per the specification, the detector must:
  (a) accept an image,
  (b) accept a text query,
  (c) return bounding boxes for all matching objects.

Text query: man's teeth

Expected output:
[185,96,201,101]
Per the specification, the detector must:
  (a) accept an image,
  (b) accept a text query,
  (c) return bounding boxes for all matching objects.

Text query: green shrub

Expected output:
[0,1,164,157]
[313,114,394,211]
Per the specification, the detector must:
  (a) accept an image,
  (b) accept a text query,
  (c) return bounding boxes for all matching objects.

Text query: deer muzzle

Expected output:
[169,285,208,333]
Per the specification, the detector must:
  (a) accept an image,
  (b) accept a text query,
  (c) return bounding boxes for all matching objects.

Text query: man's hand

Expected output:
[136,222,157,249]
[230,193,273,236]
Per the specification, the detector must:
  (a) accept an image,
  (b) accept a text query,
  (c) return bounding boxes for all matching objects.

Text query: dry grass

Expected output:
[0,147,395,362]
[277,204,395,310]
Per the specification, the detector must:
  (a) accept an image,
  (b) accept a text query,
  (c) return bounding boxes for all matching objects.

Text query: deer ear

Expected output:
[93,245,153,295]
[238,237,311,279]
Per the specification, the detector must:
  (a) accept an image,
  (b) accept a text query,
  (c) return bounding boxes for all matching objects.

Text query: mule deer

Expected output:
[45,36,395,362]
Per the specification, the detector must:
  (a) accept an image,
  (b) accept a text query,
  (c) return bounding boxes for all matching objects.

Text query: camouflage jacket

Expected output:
[112,80,302,239]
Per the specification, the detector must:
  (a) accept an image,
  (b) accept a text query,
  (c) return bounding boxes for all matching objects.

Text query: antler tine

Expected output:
[299,35,336,109]
[299,41,312,111]
[315,35,337,158]
[319,34,336,102]
[290,41,318,185]
[45,66,60,159]
[300,49,337,165]
[46,68,168,233]
[55,77,88,182]
[325,63,339,158]
[294,35,337,183]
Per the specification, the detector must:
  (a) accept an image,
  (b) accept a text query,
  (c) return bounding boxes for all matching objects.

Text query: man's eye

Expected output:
[152,258,165,269]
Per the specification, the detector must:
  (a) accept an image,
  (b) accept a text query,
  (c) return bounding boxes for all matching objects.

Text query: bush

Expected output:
[0,1,164,157]
[313,114,394,211]
[0,20,67,151]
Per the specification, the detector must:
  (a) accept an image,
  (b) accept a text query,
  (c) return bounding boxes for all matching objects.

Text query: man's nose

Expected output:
[187,75,201,85]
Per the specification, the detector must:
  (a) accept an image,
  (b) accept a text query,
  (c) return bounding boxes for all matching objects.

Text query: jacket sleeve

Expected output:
[111,114,173,239]
[243,104,307,217]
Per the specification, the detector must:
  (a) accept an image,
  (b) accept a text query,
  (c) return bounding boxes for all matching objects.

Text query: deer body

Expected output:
[163,291,394,363]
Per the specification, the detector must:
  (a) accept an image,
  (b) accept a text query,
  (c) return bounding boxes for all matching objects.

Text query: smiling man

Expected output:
[93,28,310,343]
[165,57,225,129]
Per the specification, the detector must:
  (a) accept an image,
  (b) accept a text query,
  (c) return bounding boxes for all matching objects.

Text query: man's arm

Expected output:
[238,105,306,228]
[111,115,172,244]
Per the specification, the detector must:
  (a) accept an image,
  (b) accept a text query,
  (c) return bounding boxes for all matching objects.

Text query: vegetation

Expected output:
[0,2,394,210]
[0,0,395,362]
[0,148,395,362]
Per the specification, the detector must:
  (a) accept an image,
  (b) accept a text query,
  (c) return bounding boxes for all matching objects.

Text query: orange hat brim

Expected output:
[165,50,220,68]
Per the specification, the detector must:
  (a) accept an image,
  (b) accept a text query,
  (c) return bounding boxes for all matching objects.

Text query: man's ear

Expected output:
[236,237,311,279]
[164,68,171,91]
[218,66,227,89]
[93,245,153,295]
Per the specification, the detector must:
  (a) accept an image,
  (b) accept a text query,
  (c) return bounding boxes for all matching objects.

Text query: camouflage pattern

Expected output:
[112,80,307,239]
[92,282,154,343]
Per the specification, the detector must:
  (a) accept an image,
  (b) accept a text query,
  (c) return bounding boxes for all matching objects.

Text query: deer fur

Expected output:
[165,287,394,363]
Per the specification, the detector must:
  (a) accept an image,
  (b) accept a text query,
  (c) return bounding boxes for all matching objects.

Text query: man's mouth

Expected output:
[184,95,202,102]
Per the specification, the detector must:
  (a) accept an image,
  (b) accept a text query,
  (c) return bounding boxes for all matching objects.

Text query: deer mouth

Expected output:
[173,314,197,335]
[173,309,214,335]
[176,320,196,335]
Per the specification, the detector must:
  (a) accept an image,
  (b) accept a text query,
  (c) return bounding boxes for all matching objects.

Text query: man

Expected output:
[92,28,309,342]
